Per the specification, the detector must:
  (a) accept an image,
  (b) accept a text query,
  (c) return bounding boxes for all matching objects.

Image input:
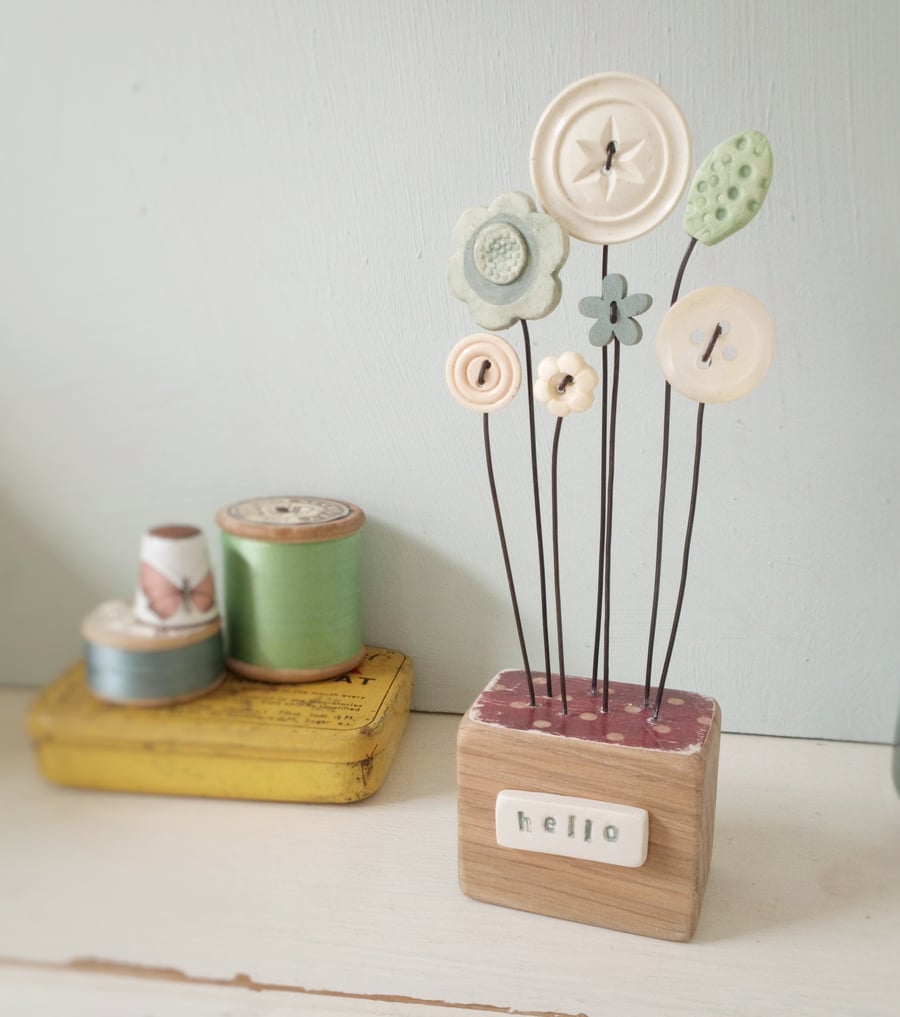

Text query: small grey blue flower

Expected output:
[579,274,652,347]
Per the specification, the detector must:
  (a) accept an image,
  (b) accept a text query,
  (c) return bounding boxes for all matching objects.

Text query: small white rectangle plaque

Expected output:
[495,790,649,867]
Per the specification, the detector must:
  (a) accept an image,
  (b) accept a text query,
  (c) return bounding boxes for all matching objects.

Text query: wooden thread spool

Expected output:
[216,496,366,683]
[82,600,225,706]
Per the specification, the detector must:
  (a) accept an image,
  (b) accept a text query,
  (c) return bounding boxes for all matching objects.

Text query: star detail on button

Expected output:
[572,117,647,201]
[530,72,692,244]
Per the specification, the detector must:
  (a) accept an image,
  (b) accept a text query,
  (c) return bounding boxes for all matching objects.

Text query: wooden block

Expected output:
[29,647,413,804]
[457,671,720,941]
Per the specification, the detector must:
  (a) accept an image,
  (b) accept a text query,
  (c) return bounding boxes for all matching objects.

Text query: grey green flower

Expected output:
[448,192,569,331]
[578,274,652,347]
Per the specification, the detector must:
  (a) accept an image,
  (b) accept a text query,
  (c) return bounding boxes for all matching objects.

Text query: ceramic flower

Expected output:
[534,352,599,417]
[578,274,652,347]
[448,191,569,331]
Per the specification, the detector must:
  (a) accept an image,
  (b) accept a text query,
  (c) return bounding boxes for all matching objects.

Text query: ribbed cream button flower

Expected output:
[448,191,569,331]
[534,352,599,417]
[445,334,522,413]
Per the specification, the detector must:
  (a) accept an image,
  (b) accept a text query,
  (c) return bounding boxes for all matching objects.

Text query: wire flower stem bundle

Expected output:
[448,108,775,733]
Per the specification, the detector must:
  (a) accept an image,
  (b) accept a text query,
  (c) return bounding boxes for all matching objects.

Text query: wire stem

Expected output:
[652,402,705,721]
[601,338,620,713]
[643,235,699,707]
[521,319,552,697]
[550,416,567,714]
[590,245,610,695]
[484,412,535,705]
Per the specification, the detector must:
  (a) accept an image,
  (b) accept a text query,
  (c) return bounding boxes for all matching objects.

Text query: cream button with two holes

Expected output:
[530,71,692,245]
[656,286,776,404]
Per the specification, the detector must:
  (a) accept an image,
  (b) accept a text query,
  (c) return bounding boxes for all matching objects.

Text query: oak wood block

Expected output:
[457,671,721,941]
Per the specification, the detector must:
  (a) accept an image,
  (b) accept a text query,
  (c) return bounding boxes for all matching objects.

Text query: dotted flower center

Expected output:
[473,223,528,285]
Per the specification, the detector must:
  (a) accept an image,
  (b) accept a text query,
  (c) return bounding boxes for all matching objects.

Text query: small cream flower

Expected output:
[448,192,569,331]
[534,352,599,417]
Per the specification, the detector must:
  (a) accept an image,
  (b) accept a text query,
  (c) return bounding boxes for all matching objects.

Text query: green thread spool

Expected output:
[82,600,225,706]
[217,496,366,682]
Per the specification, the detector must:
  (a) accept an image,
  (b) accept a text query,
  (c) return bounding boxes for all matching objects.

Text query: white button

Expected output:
[530,72,692,245]
[445,333,522,412]
[656,286,776,404]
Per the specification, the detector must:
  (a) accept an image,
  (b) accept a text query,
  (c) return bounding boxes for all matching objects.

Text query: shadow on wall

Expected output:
[0,498,105,688]
[361,518,512,714]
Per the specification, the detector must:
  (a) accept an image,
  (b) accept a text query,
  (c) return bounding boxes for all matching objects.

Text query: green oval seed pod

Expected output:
[683,130,773,246]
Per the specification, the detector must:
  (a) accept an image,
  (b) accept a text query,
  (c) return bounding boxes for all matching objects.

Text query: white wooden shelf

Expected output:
[1,686,898,1016]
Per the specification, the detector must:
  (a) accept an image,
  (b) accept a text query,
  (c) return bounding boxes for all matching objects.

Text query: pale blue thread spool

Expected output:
[82,600,225,706]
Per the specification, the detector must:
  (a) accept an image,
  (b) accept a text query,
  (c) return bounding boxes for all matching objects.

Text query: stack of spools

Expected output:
[33,495,412,803]
[82,525,225,705]
[81,497,368,704]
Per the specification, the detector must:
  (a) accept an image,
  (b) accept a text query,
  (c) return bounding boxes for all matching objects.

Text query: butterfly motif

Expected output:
[140,563,216,620]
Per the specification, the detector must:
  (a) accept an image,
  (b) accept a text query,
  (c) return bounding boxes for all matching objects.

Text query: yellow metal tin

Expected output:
[28,647,413,803]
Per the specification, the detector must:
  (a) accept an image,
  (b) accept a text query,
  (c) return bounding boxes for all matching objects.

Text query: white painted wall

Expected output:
[0,0,897,741]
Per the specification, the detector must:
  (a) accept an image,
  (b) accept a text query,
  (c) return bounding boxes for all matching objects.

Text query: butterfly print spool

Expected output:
[82,600,225,706]
[217,496,366,683]
[134,524,218,629]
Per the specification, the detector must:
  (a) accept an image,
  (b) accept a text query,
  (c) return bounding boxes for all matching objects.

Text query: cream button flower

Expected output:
[530,72,692,245]
[445,334,522,413]
[655,287,775,404]
[448,191,569,331]
[534,352,599,417]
